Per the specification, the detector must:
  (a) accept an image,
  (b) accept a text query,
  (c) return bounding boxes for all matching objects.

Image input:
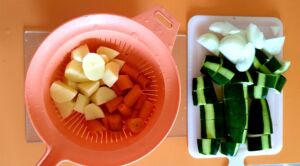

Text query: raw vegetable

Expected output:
[65,60,89,82]
[71,44,89,62]
[104,96,123,113]
[55,101,75,119]
[107,113,122,131]
[246,23,265,49]
[116,75,134,92]
[134,94,147,110]
[124,85,143,107]
[192,88,218,106]
[126,118,144,134]
[263,37,285,56]
[199,103,224,120]
[137,74,151,88]
[197,138,220,155]
[96,46,120,60]
[247,135,272,151]
[82,53,105,81]
[201,119,225,139]
[50,80,77,103]
[103,61,121,87]
[83,103,105,120]
[138,100,154,120]
[224,83,248,100]
[220,142,240,156]
[91,87,117,105]
[74,94,89,113]
[118,103,132,117]
[192,76,214,91]
[248,86,269,99]
[77,81,100,97]
[86,120,106,133]
[227,129,248,143]
[63,78,77,90]
[197,32,220,56]
[209,22,240,36]
[274,61,291,74]
[120,64,139,80]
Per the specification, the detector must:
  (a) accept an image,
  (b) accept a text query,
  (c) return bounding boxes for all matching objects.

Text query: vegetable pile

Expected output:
[50,44,154,134]
[193,22,290,156]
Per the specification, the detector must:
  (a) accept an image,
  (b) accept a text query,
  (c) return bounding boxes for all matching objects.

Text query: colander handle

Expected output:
[133,6,180,50]
[37,148,61,166]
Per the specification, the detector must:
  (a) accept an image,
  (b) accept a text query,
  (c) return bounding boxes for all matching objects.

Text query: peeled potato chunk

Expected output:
[111,59,125,69]
[96,46,120,60]
[65,60,89,82]
[103,61,120,87]
[55,101,75,119]
[77,81,100,97]
[74,93,89,113]
[82,53,105,81]
[63,78,77,90]
[84,103,105,120]
[71,44,90,62]
[91,87,117,105]
[50,80,77,103]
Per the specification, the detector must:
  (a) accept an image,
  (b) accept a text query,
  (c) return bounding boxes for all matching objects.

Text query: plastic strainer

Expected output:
[25,6,180,166]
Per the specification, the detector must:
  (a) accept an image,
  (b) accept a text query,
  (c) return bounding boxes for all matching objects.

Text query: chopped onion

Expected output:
[197,32,220,56]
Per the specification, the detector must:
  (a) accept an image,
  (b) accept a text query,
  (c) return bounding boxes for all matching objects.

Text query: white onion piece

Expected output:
[263,36,285,56]
[246,23,265,49]
[197,32,220,56]
[209,22,240,36]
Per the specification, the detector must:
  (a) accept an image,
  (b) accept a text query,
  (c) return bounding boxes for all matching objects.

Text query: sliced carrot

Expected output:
[126,118,144,134]
[118,103,132,117]
[86,120,106,133]
[120,64,139,80]
[130,109,139,118]
[111,84,122,96]
[134,94,146,110]
[101,117,109,129]
[104,96,123,113]
[124,85,143,107]
[116,75,134,92]
[107,113,122,131]
[137,74,151,88]
[138,100,154,120]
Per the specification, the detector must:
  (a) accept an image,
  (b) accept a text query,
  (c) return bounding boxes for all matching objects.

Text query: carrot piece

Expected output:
[111,84,122,96]
[126,118,144,134]
[130,109,139,118]
[118,103,132,117]
[86,120,106,133]
[137,74,151,88]
[107,113,122,131]
[134,94,146,110]
[120,64,139,80]
[138,100,154,120]
[104,96,123,113]
[124,85,143,107]
[101,117,109,129]
[116,75,134,92]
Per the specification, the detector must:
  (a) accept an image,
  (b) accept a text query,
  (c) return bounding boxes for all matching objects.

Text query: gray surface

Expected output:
[24,31,187,142]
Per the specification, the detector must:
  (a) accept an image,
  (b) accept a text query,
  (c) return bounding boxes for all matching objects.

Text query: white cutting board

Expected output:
[187,16,283,165]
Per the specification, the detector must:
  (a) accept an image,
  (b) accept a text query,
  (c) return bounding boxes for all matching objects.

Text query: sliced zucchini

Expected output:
[225,114,248,130]
[201,119,225,139]
[248,86,269,99]
[251,71,286,93]
[275,75,287,93]
[227,129,247,143]
[259,56,282,74]
[253,49,269,69]
[200,102,224,120]
[192,76,214,91]
[224,99,249,116]
[220,142,240,156]
[197,138,221,155]
[230,71,254,85]
[192,88,218,106]
[248,99,273,134]
[224,83,248,100]
[247,135,272,151]
[274,61,291,74]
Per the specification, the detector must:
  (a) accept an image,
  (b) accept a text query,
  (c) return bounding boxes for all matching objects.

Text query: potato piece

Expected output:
[71,44,89,62]
[111,59,125,69]
[55,101,75,119]
[82,53,105,81]
[99,54,110,63]
[103,61,120,87]
[63,78,77,90]
[77,81,100,97]
[96,46,120,60]
[84,103,105,120]
[50,81,77,103]
[91,87,117,105]
[74,94,90,113]
[65,60,89,82]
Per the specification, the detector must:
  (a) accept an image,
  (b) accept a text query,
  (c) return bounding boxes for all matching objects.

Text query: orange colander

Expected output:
[25,6,180,166]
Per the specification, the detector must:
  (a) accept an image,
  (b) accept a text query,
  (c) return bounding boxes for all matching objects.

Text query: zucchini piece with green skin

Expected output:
[253,49,269,69]
[224,99,249,116]
[247,135,272,151]
[251,71,286,93]
[224,83,248,100]
[275,75,287,93]
[248,86,269,99]
[227,129,248,143]
[201,55,222,76]
[197,138,221,155]
[225,114,248,129]
[192,76,214,91]
[200,102,224,120]
[248,99,273,134]
[211,58,236,85]
[220,142,240,156]
[192,88,218,106]
[259,56,282,74]
[201,119,225,138]
[230,71,254,85]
